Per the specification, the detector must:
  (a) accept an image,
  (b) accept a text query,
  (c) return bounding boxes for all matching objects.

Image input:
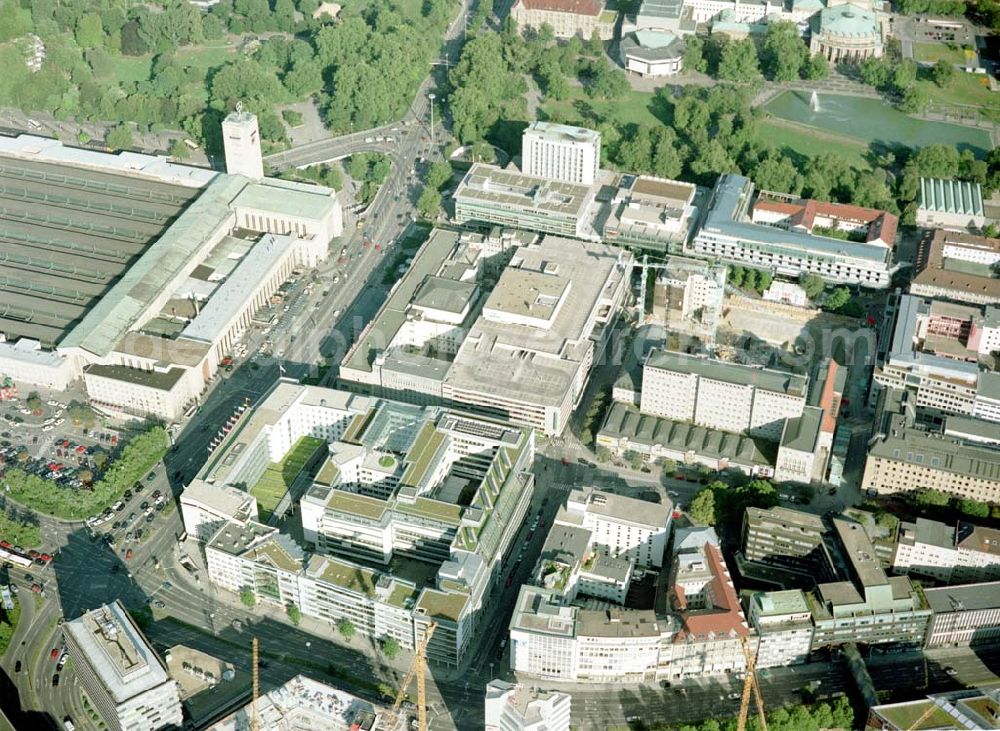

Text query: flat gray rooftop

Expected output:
[0,155,199,347]
[64,601,169,703]
[832,517,887,588]
[645,349,808,396]
[924,581,1000,613]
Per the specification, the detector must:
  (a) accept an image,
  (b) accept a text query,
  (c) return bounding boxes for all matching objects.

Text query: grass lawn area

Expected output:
[110,55,152,84]
[175,44,239,71]
[0,604,20,657]
[0,510,41,548]
[756,117,871,170]
[912,41,973,66]
[918,73,1000,118]
[250,436,325,521]
[878,702,958,730]
[540,86,669,128]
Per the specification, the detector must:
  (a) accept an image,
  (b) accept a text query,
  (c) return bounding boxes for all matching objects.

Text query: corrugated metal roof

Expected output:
[919,177,985,217]
[59,175,246,356]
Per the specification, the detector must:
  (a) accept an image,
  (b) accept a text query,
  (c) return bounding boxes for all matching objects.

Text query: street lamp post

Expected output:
[428,92,436,147]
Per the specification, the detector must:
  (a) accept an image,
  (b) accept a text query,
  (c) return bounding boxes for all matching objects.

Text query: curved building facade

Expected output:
[809,3,883,63]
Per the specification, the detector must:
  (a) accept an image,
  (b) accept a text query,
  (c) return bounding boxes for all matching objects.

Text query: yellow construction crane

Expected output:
[252,636,260,731]
[388,622,437,731]
[736,634,767,731]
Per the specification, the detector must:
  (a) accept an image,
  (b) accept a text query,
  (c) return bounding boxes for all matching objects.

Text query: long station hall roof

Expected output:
[0,156,198,347]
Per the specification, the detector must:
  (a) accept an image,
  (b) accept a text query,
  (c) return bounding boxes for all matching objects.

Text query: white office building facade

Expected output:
[640,350,808,442]
[63,602,183,731]
[521,122,601,186]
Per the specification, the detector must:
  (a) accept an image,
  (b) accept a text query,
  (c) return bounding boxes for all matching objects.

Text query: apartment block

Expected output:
[509,0,616,41]
[521,122,601,186]
[892,518,1000,584]
[862,417,1000,504]
[63,601,183,731]
[485,680,572,731]
[912,229,1000,307]
[555,487,672,569]
[924,582,1000,648]
[508,526,752,683]
[742,506,834,578]
[872,294,995,421]
[810,518,931,649]
[688,175,894,288]
[747,590,815,668]
[640,350,808,441]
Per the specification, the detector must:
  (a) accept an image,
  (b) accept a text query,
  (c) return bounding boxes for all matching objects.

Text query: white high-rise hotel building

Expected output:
[521,121,601,186]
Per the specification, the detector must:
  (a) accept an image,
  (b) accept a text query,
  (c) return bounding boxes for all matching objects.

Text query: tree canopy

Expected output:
[717,39,760,82]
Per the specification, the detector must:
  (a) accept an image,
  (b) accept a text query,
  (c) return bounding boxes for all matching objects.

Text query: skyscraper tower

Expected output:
[222,102,264,180]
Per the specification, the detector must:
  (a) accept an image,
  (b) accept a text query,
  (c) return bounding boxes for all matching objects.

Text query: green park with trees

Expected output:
[447,21,1000,235]
[0,0,457,158]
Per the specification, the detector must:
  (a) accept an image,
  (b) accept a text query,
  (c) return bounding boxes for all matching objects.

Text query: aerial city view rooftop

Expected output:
[1,0,1000,729]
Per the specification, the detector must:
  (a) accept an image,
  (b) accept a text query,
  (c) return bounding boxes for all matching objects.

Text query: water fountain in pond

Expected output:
[809,90,821,113]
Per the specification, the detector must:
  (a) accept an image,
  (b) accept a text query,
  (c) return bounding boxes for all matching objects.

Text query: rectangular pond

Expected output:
[763,91,993,156]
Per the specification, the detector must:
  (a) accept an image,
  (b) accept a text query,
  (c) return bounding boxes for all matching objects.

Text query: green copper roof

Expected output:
[816,3,879,36]
[634,30,678,49]
[919,177,985,217]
